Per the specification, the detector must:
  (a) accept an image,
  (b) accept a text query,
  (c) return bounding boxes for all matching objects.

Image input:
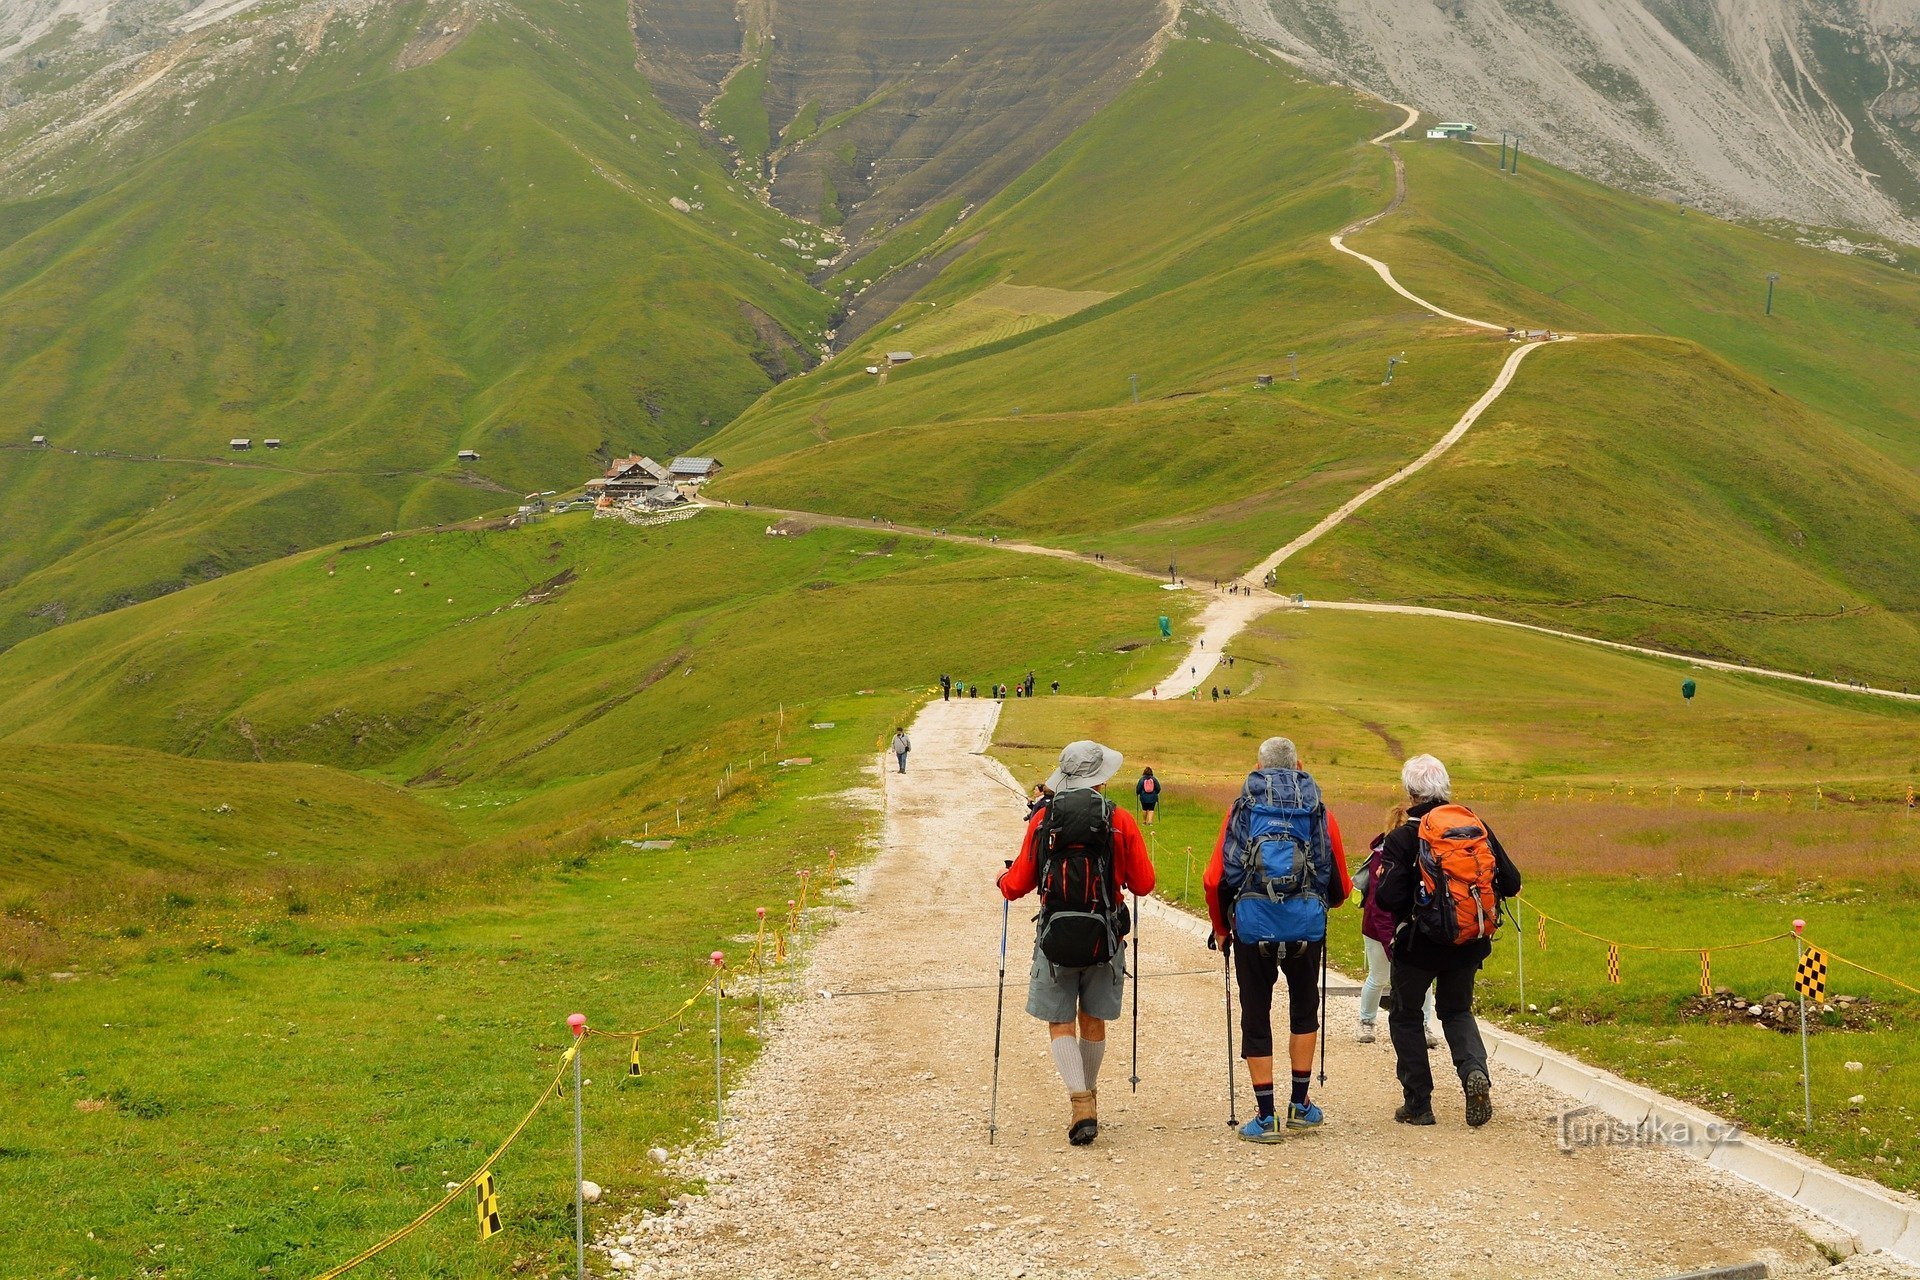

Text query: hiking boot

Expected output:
[1393,1101,1437,1126]
[1464,1069,1493,1128]
[1355,1019,1376,1044]
[1287,1100,1324,1130]
[1068,1089,1098,1146]
[1237,1114,1284,1144]
[1424,1023,1443,1049]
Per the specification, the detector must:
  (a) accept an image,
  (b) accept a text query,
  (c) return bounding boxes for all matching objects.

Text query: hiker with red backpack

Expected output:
[1374,754,1522,1128]
[998,741,1155,1146]
[1204,737,1352,1143]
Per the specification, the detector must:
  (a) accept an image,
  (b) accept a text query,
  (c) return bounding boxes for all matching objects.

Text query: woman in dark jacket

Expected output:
[1134,767,1160,824]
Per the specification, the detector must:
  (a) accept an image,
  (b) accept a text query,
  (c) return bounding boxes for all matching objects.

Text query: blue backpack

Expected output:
[1223,769,1332,944]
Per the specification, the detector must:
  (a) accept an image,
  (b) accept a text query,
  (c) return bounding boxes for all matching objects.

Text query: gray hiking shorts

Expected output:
[1025,937,1126,1024]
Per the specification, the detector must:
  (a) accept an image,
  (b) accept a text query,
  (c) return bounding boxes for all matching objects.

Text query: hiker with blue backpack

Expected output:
[1203,737,1352,1143]
[997,741,1156,1146]
[1373,754,1522,1128]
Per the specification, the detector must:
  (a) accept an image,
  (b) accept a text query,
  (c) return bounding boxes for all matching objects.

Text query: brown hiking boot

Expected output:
[1068,1089,1098,1146]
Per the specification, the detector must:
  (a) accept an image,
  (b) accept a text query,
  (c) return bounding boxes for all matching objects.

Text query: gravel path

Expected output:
[598,700,1837,1279]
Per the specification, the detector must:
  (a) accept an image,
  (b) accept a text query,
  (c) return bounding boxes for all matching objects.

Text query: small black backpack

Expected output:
[1034,789,1125,967]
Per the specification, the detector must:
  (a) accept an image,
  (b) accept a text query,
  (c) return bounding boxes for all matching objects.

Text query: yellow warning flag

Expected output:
[1795,947,1828,1006]
[628,1037,642,1078]
[477,1170,502,1241]
[1606,944,1621,985]
[1699,951,1712,998]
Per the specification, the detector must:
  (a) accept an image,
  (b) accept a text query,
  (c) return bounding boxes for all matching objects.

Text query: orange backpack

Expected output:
[1414,804,1501,946]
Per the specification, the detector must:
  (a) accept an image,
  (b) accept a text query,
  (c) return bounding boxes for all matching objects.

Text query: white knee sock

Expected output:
[1050,1036,1087,1091]
[1079,1038,1106,1090]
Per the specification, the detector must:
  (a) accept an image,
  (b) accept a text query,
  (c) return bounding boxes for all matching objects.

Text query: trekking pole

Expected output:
[988,862,1012,1145]
[1221,944,1238,1127]
[1317,940,1329,1086]
[1129,890,1141,1093]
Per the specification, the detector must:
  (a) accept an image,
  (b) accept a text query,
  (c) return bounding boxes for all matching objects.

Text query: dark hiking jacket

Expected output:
[1374,798,1522,971]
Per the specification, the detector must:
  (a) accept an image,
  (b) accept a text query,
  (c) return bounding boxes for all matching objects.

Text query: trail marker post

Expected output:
[754,907,768,1026]
[1130,373,1140,405]
[1766,272,1780,316]
[1793,920,1812,1130]
[711,951,727,1136]
[786,899,798,998]
[567,1013,587,1280]
[1513,900,1526,1013]
[1288,351,1299,381]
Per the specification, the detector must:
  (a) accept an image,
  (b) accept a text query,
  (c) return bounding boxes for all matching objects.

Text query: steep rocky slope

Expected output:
[1211,0,1920,247]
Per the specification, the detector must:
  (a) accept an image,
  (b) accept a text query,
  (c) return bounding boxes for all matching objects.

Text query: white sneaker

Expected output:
[1424,1023,1442,1048]
[1355,1020,1376,1044]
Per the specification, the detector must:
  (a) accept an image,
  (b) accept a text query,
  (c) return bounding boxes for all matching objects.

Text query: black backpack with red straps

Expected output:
[1034,788,1127,967]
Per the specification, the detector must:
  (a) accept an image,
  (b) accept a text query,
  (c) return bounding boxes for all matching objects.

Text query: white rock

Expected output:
[648,1146,670,1164]
[582,1180,603,1203]
[1845,1061,1864,1072]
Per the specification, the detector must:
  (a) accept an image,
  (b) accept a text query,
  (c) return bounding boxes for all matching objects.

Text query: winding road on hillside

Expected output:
[600,700,1834,1278]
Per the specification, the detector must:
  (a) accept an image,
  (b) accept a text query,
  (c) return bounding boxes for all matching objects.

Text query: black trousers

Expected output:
[1232,939,1322,1059]
[1388,957,1488,1107]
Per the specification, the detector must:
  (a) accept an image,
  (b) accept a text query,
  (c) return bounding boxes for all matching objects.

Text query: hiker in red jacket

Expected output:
[999,741,1156,1146]
[1204,737,1352,1141]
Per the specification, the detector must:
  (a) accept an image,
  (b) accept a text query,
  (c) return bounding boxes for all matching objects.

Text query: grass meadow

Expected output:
[992,606,1920,1191]
[0,511,1186,1277]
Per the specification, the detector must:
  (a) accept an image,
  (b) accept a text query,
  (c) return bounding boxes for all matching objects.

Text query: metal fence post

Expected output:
[566,1013,587,1280]
[710,952,727,1136]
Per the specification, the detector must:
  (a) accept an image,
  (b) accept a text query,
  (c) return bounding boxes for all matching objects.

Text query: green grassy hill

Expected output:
[0,0,834,652]
[703,30,1528,579]
[701,21,1920,680]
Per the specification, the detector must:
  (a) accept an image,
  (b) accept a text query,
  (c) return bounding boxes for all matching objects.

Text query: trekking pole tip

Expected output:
[567,1013,587,1037]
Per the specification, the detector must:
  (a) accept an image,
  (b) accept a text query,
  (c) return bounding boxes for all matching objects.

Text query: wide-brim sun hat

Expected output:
[1045,740,1124,793]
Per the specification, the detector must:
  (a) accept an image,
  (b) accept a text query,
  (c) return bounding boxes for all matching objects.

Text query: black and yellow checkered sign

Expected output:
[628,1038,642,1078]
[1795,946,1828,1005]
[476,1170,501,1241]
[1606,944,1621,985]
[1537,913,1547,952]
[1699,951,1712,998]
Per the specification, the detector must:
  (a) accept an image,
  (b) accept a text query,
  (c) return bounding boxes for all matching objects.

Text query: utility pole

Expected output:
[1129,373,1139,405]
[1287,351,1299,381]
[1499,131,1511,171]
[1765,272,1780,316]
[1508,134,1522,174]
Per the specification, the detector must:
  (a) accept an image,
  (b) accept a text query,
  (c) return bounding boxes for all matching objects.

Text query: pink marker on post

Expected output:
[710,950,726,969]
[567,1013,587,1037]
[757,906,767,919]
[1793,919,1806,935]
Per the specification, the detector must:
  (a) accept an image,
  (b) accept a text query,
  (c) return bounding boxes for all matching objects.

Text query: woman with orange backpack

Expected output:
[1373,754,1521,1129]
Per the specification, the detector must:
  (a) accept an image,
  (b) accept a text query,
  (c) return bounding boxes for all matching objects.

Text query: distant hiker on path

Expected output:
[1374,755,1521,1128]
[891,729,911,775]
[940,674,952,701]
[998,741,1155,1146]
[1205,737,1351,1143]
[1135,767,1159,825]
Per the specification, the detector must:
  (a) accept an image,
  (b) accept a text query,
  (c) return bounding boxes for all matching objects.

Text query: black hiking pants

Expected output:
[1388,957,1488,1109]
[1232,939,1321,1058]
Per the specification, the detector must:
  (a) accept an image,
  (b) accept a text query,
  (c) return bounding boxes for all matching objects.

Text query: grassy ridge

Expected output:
[0,0,834,651]
[1362,139,1920,467]
[1281,337,1920,686]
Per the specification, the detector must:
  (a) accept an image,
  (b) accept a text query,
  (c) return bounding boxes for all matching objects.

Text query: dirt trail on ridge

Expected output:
[598,699,1831,1279]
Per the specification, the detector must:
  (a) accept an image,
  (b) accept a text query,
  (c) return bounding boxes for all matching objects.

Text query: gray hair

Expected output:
[1257,737,1298,770]
[1401,754,1451,802]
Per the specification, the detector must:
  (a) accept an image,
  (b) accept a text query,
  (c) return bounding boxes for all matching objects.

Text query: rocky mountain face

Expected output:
[632,0,1177,246]
[1210,0,1920,246]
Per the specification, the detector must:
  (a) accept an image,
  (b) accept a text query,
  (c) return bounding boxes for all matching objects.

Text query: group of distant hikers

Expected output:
[995,736,1520,1146]
[938,672,1055,702]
